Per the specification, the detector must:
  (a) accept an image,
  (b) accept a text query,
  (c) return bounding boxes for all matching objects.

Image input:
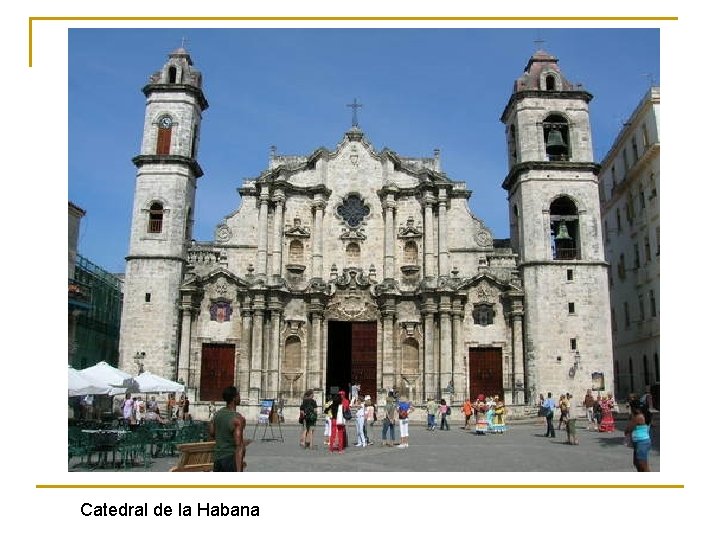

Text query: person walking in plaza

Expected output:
[462,398,473,430]
[355,399,367,447]
[323,396,333,446]
[557,393,569,431]
[300,389,318,449]
[426,397,438,431]
[624,400,651,471]
[382,392,397,446]
[543,392,556,438]
[329,391,350,453]
[565,393,579,445]
[536,393,546,426]
[397,397,414,448]
[181,393,191,421]
[122,393,134,428]
[209,385,247,472]
[364,396,375,445]
[439,398,450,430]
[583,389,597,431]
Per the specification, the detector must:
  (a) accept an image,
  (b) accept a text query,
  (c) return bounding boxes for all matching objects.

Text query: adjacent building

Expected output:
[599,87,660,401]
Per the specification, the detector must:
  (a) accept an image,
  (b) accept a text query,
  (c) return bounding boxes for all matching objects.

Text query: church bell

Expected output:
[546,128,567,154]
[555,221,572,240]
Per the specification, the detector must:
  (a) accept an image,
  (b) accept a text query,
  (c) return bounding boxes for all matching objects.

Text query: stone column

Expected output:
[270,193,285,279]
[311,199,326,280]
[437,189,449,277]
[511,307,525,405]
[382,189,397,281]
[268,296,282,397]
[451,299,465,403]
[381,301,396,393]
[250,294,265,393]
[438,297,452,398]
[422,193,436,279]
[256,185,270,277]
[422,297,437,400]
[177,306,193,387]
[308,304,324,390]
[239,299,253,399]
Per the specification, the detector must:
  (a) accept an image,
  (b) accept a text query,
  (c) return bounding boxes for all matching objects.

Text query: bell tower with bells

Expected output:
[119,46,208,377]
[500,48,613,399]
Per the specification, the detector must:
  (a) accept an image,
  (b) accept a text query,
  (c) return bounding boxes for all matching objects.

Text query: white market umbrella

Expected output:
[133,371,185,393]
[68,366,112,396]
[80,361,132,394]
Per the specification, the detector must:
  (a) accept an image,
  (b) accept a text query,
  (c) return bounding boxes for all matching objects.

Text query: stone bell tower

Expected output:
[118,47,208,379]
[500,49,613,402]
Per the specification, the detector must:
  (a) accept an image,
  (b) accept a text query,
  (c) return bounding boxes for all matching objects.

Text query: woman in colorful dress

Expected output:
[493,395,506,433]
[598,393,616,432]
[474,394,488,435]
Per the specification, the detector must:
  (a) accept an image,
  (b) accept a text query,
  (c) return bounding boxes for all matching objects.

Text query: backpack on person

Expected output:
[304,402,317,424]
[446,406,451,416]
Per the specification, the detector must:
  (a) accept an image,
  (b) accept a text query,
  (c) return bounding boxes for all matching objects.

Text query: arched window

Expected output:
[546,74,556,91]
[284,336,302,373]
[346,242,360,266]
[156,115,172,155]
[168,66,177,84]
[543,114,570,162]
[550,196,579,260]
[403,241,418,264]
[148,202,164,233]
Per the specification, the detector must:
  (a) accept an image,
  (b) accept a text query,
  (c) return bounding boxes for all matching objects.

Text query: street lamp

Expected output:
[133,351,146,374]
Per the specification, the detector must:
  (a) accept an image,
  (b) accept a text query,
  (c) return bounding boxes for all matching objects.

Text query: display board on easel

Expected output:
[253,399,284,442]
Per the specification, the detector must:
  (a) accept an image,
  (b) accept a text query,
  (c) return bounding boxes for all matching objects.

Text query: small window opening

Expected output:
[168,66,177,84]
[148,202,164,233]
[546,75,556,91]
[570,338,577,350]
[567,269,574,281]
[145,293,151,303]
[568,302,575,314]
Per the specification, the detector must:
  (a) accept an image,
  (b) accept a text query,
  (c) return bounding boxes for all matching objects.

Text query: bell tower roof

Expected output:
[513,48,577,93]
[143,47,208,111]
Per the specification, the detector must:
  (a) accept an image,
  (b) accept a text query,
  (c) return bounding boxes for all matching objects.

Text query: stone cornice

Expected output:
[500,89,593,123]
[502,161,599,190]
[132,154,204,178]
[142,83,209,111]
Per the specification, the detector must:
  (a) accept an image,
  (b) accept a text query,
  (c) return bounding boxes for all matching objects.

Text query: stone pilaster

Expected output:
[437,188,449,276]
[380,300,396,393]
[250,294,265,392]
[256,184,270,276]
[267,296,282,396]
[311,198,326,280]
[422,193,436,279]
[177,306,194,386]
[239,298,253,399]
[438,297,452,397]
[421,297,437,399]
[452,298,465,401]
[382,192,397,281]
[270,192,285,278]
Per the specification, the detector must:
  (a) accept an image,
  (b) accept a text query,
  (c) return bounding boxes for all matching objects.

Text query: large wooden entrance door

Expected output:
[200,343,235,401]
[326,321,377,399]
[469,347,503,399]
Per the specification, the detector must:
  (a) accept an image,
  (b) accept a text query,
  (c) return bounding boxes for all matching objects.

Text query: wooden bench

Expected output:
[169,441,215,472]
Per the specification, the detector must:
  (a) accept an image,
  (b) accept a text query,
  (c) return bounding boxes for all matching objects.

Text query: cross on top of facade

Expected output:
[533,38,546,51]
[347,98,363,128]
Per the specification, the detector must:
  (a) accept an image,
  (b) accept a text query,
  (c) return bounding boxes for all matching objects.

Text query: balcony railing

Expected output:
[553,247,579,260]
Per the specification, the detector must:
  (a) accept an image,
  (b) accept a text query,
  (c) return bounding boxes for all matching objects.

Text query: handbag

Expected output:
[446,407,451,416]
[343,408,352,421]
[298,410,305,424]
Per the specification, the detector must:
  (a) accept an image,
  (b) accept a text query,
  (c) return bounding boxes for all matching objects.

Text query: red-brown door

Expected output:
[200,343,235,401]
[468,347,503,400]
[350,322,377,400]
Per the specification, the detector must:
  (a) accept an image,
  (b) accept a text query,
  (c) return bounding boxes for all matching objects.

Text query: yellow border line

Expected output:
[29,15,677,67]
[38,484,683,489]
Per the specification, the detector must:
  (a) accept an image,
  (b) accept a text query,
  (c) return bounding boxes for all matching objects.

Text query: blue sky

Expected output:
[69,28,659,273]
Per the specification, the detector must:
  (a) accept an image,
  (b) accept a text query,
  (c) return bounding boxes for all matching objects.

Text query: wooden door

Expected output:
[350,322,377,400]
[200,343,235,401]
[468,347,503,400]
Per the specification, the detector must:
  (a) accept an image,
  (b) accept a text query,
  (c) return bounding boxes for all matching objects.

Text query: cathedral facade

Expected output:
[118,47,614,408]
